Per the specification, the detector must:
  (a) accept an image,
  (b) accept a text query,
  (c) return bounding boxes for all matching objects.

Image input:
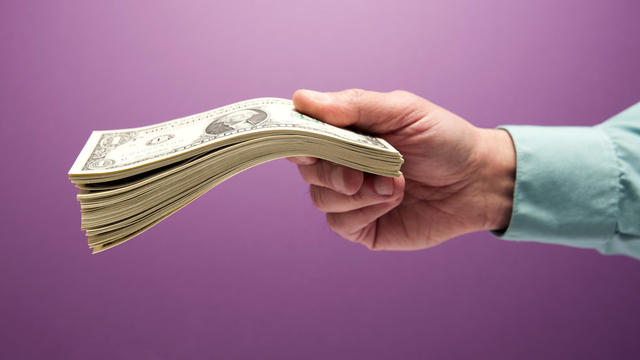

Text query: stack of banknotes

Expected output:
[69,98,404,253]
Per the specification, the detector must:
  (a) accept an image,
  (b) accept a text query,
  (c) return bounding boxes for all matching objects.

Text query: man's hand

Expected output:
[288,89,516,250]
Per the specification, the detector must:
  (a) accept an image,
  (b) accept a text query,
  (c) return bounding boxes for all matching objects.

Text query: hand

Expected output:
[289,89,516,251]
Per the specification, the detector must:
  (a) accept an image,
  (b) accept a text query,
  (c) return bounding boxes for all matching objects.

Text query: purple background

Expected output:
[2,1,640,359]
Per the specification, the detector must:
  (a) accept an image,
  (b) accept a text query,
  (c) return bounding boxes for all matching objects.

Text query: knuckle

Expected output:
[344,88,365,99]
[389,89,410,97]
[298,162,327,187]
[320,161,335,188]
[309,186,326,210]
[325,213,346,234]
[353,231,372,249]
[342,88,365,106]
[297,165,314,184]
[350,189,364,202]
[356,223,377,249]
[350,188,369,204]
[389,89,423,107]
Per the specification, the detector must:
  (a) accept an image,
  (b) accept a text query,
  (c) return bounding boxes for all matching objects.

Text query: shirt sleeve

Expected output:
[493,102,640,259]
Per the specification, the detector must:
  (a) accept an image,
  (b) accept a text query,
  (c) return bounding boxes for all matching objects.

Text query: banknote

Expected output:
[69,98,397,179]
[68,97,403,253]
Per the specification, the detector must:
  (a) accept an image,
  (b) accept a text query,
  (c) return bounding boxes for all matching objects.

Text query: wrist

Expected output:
[476,128,516,231]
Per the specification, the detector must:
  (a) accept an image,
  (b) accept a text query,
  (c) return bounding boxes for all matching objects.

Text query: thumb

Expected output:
[292,89,434,134]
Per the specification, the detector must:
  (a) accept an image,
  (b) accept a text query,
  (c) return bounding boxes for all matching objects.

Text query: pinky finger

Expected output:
[326,196,403,249]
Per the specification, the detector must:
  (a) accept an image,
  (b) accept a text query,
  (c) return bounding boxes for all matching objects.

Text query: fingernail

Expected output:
[300,89,331,103]
[331,166,347,194]
[294,156,317,165]
[374,176,394,196]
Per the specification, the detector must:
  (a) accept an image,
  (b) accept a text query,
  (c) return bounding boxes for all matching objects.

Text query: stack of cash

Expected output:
[69,98,403,253]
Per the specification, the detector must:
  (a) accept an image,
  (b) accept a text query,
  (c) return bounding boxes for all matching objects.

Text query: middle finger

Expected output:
[297,160,364,195]
[309,175,403,212]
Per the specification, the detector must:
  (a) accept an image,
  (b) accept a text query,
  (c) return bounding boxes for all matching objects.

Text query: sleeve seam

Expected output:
[510,128,523,240]
[595,127,623,242]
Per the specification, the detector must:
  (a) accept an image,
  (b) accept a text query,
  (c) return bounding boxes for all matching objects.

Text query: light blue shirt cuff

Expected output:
[493,125,620,252]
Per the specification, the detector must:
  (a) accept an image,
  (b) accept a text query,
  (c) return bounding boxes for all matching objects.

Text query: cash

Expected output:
[68,98,403,253]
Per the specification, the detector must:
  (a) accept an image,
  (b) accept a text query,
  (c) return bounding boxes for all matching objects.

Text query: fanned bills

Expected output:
[68,98,403,253]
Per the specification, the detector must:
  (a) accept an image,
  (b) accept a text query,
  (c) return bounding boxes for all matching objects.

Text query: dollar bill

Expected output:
[68,97,403,253]
[69,98,397,178]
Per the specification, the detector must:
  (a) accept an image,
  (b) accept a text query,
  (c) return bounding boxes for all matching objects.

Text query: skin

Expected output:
[288,89,516,251]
